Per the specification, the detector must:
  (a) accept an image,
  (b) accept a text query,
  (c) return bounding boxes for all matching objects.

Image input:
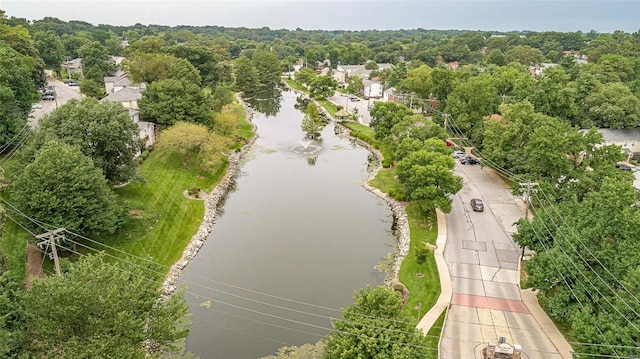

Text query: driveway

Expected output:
[326,92,378,126]
[28,76,82,128]
[439,162,569,359]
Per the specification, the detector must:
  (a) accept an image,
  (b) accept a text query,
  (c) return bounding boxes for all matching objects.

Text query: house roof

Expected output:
[597,128,640,142]
[62,58,82,70]
[363,79,381,87]
[102,87,142,103]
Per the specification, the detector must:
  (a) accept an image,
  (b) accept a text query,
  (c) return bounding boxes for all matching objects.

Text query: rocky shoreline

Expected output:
[162,87,411,297]
[161,95,257,297]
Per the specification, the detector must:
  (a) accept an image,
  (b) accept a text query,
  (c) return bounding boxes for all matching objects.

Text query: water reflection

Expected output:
[181,89,393,359]
[243,86,283,117]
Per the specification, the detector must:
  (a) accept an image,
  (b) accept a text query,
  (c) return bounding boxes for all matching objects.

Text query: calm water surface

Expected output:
[180,90,394,358]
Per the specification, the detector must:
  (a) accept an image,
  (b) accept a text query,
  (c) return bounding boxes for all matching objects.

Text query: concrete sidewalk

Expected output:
[416,209,451,333]
[521,288,574,358]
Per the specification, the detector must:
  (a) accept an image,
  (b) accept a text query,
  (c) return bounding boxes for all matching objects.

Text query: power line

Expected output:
[529,197,640,340]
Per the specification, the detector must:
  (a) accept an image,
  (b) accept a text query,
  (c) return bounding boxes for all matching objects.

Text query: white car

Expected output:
[31,103,42,109]
[452,150,466,159]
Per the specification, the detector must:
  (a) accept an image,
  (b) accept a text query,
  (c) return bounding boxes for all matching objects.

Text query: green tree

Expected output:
[322,286,429,359]
[32,30,64,69]
[19,254,189,358]
[31,98,140,183]
[584,82,640,129]
[210,84,235,112]
[415,245,429,275]
[139,78,211,127]
[370,101,413,140]
[234,55,259,93]
[346,74,363,95]
[364,60,378,70]
[78,77,105,98]
[309,75,337,99]
[252,50,281,85]
[445,74,500,142]
[157,121,229,173]
[294,67,317,88]
[395,139,463,214]
[403,65,432,104]
[11,141,122,236]
[77,41,116,78]
[504,45,543,66]
[170,43,225,87]
[301,103,324,139]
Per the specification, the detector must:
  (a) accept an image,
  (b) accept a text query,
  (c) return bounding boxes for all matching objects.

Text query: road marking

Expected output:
[453,293,530,314]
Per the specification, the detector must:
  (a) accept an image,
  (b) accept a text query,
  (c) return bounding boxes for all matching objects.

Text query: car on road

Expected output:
[40,94,55,101]
[460,156,480,165]
[452,150,466,159]
[349,95,360,101]
[470,198,484,212]
[65,81,79,86]
[31,103,42,109]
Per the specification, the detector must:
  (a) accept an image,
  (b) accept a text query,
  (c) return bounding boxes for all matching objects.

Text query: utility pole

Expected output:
[36,228,66,276]
[519,181,538,220]
[443,113,449,135]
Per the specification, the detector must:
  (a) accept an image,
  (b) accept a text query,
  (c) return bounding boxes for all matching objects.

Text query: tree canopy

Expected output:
[30,98,140,183]
[322,286,430,359]
[11,254,189,358]
[139,78,211,127]
[11,141,122,236]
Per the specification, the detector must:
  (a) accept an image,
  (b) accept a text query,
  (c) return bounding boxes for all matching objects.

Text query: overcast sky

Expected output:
[2,0,639,33]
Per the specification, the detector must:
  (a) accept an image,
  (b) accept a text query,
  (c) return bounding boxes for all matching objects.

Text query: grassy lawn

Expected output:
[400,202,440,320]
[104,148,227,277]
[285,79,308,93]
[367,166,440,320]
[1,106,251,283]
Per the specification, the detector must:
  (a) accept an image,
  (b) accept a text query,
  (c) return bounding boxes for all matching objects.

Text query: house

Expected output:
[334,63,394,84]
[101,75,155,151]
[363,79,383,99]
[62,58,83,78]
[102,87,142,109]
[104,73,146,94]
[383,87,406,104]
[593,128,640,160]
[446,61,459,70]
[129,108,156,149]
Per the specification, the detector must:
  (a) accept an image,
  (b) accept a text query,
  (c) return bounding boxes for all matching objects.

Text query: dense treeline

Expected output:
[1,10,640,357]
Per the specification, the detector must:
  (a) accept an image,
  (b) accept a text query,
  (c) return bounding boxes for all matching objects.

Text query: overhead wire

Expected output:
[529,195,640,344]
[527,202,625,356]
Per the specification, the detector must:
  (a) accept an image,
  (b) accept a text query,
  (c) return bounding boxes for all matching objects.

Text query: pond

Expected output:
[180,88,395,358]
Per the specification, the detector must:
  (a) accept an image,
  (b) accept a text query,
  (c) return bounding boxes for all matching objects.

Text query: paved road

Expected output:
[326,92,378,126]
[440,160,566,359]
[28,77,82,128]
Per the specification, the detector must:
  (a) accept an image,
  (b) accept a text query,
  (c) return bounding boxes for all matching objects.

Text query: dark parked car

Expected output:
[470,198,484,212]
[40,94,55,101]
[460,156,480,165]
[616,163,633,172]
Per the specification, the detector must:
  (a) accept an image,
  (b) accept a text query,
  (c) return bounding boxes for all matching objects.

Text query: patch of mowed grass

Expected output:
[399,203,440,320]
[368,168,407,201]
[107,148,226,273]
[285,79,308,93]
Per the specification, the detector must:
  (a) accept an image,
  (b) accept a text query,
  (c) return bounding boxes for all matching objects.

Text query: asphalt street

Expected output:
[326,92,376,125]
[439,159,567,359]
[29,75,82,128]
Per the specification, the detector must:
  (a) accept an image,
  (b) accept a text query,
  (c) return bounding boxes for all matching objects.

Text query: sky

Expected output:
[1,0,639,33]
